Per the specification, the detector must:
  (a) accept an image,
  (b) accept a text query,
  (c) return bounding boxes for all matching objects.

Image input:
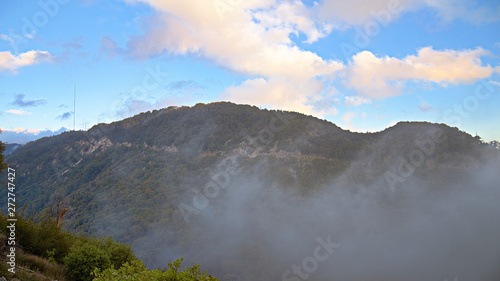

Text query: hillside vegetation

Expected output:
[0,212,217,281]
[4,102,500,280]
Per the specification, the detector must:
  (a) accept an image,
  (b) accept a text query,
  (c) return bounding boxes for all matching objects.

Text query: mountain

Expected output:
[5,102,500,281]
[3,143,22,155]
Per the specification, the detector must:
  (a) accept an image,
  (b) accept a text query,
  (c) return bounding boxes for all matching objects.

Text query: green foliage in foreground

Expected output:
[0,212,73,264]
[1,212,216,281]
[93,258,218,281]
[64,237,137,281]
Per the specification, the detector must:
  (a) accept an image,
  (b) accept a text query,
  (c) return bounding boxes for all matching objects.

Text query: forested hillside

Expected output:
[5,102,500,280]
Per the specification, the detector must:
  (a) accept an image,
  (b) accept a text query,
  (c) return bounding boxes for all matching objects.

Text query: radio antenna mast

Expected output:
[73,83,76,131]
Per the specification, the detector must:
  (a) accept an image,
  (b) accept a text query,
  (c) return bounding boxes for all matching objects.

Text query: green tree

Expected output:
[0,130,7,173]
[64,238,111,281]
[64,236,137,281]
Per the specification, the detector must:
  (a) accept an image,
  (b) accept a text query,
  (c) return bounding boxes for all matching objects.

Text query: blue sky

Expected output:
[0,0,499,144]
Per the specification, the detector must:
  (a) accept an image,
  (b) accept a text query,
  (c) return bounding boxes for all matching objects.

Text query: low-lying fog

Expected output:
[131,152,500,281]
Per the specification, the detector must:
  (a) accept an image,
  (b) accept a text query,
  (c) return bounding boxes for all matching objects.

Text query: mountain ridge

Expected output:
[5,102,499,280]
[7,102,493,216]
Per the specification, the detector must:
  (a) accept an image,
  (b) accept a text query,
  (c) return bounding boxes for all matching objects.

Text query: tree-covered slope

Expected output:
[5,102,499,280]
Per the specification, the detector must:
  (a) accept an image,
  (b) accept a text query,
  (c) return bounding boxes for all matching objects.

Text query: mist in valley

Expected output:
[130,129,500,281]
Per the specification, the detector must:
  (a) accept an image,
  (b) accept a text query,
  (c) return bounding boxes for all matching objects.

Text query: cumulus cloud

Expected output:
[6,109,31,116]
[251,0,333,44]
[124,1,342,78]
[118,0,498,116]
[220,76,336,116]
[345,47,494,98]
[11,93,46,107]
[0,50,52,73]
[120,0,342,114]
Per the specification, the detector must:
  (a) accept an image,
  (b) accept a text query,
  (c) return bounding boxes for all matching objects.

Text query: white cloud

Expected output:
[251,1,333,44]
[417,95,433,112]
[419,103,433,112]
[342,111,358,123]
[421,0,500,24]
[0,34,14,43]
[341,111,362,131]
[120,0,343,115]
[0,50,51,73]
[339,113,394,133]
[220,76,333,116]
[124,1,342,78]
[6,109,32,116]
[317,0,500,26]
[1,127,39,134]
[344,96,372,106]
[345,47,494,98]
[118,0,498,116]
[317,0,408,26]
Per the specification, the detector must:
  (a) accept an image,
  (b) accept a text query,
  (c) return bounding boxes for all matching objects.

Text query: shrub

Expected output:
[93,258,218,281]
[64,237,137,281]
[12,213,72,264]
[64,238,111,281]
[103,236,137,269]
